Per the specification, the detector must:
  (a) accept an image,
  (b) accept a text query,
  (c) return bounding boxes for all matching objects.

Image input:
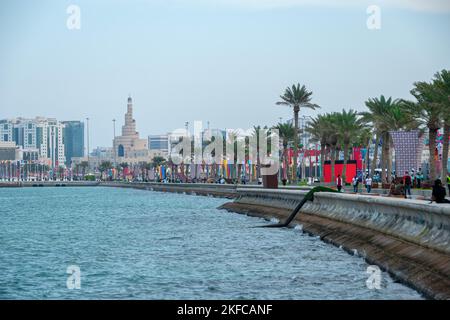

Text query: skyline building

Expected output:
[148,135,169,155]
[112,96,149,160]
[62,121,85,166]
[0,117,67,167]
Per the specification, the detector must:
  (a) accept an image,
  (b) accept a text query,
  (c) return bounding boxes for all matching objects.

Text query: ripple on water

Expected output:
[0,187,423,300]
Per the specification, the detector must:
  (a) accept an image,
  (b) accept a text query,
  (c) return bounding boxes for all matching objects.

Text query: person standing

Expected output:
[447,173,450,194]
[352,175,359,193]
[336,174,343,192]
[416,168,423,188]
[365,175,372,193]
[403,171,412,198]
[432,179,450,203]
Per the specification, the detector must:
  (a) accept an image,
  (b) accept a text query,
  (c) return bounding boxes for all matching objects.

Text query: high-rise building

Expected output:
[0,120,13,143]
[62,121,85,166]
[0,117,65,168]
[148,135,169,153]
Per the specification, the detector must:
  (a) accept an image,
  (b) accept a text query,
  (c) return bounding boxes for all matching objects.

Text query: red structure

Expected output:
[323,160,357,184]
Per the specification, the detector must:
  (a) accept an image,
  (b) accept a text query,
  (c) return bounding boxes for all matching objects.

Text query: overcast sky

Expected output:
[1,0,449,148]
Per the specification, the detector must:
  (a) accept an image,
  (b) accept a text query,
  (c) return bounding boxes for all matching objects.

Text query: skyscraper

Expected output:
[0,117,66,168]
[62,121,85,166]
[148,135,169,153]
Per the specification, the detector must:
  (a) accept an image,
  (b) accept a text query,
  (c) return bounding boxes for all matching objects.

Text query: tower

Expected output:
[113,95,148,160]
[122,96,137,137]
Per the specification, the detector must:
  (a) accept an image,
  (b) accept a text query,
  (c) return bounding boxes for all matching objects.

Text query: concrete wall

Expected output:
[221,188,450,299]
[300,192,450,255]
[231,188,450,254]
[101,182,238,198]
[0,181,100,187]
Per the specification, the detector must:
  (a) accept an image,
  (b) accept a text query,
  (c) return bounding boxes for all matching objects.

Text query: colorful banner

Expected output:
[390,130,424,177]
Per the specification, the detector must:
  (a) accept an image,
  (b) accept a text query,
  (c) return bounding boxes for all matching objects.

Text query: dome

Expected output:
[127,96,132,103]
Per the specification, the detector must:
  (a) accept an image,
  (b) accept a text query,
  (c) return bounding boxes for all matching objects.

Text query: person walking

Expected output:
[403,171,412,198]
[352,175,359,193]
[336,174,343,192]
[365,175,372,193]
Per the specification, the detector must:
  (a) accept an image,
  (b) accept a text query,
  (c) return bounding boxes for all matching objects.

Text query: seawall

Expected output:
[100,181,238,198]
[219,188,450,299]
[0,181,100,187]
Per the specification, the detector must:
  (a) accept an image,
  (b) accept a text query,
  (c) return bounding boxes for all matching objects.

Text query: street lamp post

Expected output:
[86,117,90,173]
[113,118,116,179]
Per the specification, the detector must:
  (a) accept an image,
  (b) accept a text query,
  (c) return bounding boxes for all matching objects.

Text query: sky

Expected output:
[1,0,449,149]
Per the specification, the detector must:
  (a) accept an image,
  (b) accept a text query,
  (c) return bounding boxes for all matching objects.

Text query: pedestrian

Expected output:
[432,179,450,204]
[352,175,359,193]
[336,174,343,192]
[365,175,372,193]
[403,171,412,198]
[447,173,450,194]
[416,168,423,188]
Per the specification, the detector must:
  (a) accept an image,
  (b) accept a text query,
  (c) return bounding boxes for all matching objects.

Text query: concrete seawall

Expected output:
[220,188,450,299]
[100,181,238,198]
[0,181,100,187]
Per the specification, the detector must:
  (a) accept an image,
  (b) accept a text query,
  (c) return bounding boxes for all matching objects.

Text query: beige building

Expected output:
[113,96,147,157]
[112,96,152,163]
[72,96,166,170]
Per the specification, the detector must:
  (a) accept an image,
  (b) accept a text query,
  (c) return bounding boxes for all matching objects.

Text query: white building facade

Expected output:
[0,117,66,168]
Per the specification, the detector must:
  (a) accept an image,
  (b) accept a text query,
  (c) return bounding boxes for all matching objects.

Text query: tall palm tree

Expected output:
[432,70,450,179]
[334,109,363,182]
[308,113,339,183]
[250,125,268,181]
[276,84,319,183]
[274,122,295,182]
[325,113,340,183]
[306,114,333,181]
[360,96,405,183]
[355,127,373,175]
[80,161,89,177]
[401,81,443,181]
[152,156,166,168]
[99,161,112,180]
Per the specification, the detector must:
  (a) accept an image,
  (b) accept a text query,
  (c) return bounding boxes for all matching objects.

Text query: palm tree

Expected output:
[274,122,295,182]
[355,127,373,175]
[334,109,363,182]
[401,81,443,181]
[360,96,405,183]
[250,125,268,181]
[225,130,244,183]
[431,70,450,179]
[276,84,319,183]
[80,161,89,177]
[323,113,340,183]
[99,161,112,180]
[143,162,152,181]
[306,114,333,181]
[152,156,166,168]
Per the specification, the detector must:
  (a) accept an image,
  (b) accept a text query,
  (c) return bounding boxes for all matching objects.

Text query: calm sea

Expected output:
[0,187,422,299]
